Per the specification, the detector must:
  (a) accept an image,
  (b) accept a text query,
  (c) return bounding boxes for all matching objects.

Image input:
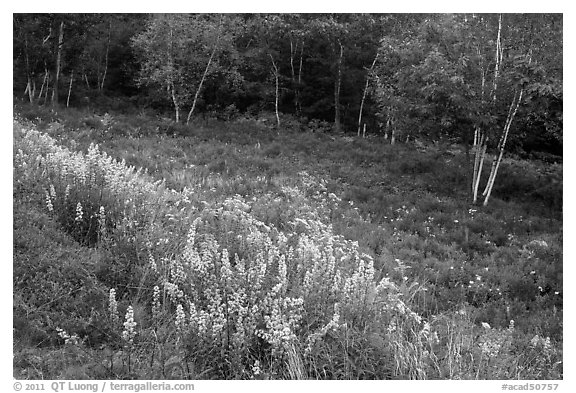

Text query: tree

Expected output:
[374,13,561,205]
[132,14,239,123]
[308,15,351,132]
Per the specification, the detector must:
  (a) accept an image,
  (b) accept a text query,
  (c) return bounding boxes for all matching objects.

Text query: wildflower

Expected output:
[45,190,53,212]
[252,360,262,377]
[98,206,106,238]
[152,286,161,319]
[56,327,81,346]
[543,337,552,354]
[164,281,184,303]
[175,304,187,333]
[109,289,119,325]
[420,322,431,339]
[480,339,501,357]
[75,202,83,222]
[122,306,137,344]
[64,184,70,202]
[148,250,157,273]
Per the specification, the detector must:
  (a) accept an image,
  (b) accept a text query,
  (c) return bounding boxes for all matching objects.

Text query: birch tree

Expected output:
[357,53,378,137]
[132,14,237,123]
[374,14,555,205]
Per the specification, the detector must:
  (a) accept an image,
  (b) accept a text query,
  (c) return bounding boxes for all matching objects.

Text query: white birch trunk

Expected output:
[43,72,50,105]
[269,54,281,128]
[482,89,523,206]
[358,53,379,137]
[334,41,344,133]
[38,68,48,102]
[296,41,304,117]
[66,70,74,108]
[100,20,111,91]
[170,83,180,123]
[51,21,64,106]
[186,17,222,125]
[491,14,503,103]
[25,80,34,103]
[472,136,487,204]
[186,47,217,125]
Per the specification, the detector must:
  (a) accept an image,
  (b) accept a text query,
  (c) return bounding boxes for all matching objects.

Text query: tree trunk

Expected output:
[51,21,64,107]
[24,79,34,104]
[83,65,91,89]
[23,35,35,104]
[289,39,297,114]
[66,70,74,108]
[290,38,304,117]
[471,130,488,204]
[334,41,343,133]
[43,71,50,105]
[358,53,378,137]
[491,14,503,103]
[186,47,217,125]
[169,82,180,123]
[100,20,112,91]
[167,24,179,123]
[296,41,304,117]
[384,107,392,140]
[482,89,523,206]
[471,15,502,204]
[38,67,48,102]
[269,54,281,128]
[186,17,222,125]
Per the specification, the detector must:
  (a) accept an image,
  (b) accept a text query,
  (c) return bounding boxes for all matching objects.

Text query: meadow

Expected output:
[13,104,562,380]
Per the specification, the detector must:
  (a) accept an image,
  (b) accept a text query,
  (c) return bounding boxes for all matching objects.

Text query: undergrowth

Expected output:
[13,106,563,380]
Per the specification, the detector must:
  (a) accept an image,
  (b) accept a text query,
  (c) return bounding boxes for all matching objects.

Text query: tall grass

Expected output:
[13,115,562,380]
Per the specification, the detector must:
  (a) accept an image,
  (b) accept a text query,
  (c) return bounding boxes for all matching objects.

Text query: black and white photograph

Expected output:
[11,9,564,386]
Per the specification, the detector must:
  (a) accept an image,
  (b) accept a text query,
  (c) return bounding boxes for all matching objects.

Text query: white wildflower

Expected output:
[75,202,83,222]
[122,306,137,344]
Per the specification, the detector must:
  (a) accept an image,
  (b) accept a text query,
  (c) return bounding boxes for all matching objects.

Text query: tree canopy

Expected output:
[13,13,562,159]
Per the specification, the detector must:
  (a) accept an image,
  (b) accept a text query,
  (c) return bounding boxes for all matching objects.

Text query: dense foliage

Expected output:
[13,107,562,379]
[13,13,562,157]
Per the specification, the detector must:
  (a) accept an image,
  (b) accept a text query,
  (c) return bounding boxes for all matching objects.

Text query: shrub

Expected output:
[14,120,433,379]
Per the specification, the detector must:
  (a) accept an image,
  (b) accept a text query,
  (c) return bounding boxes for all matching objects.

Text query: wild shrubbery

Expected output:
[13,121,432,378]
[13,119,562,379]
